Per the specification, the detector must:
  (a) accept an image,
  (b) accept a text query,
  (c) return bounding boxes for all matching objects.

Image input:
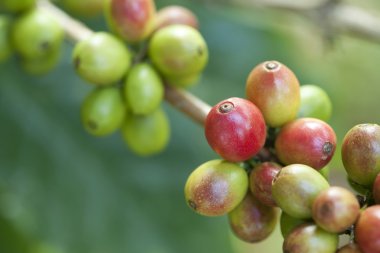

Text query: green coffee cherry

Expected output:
[280,211,307,239]
[0,16,12,63]
[298,84,332,122]
[165,72,201,88]
[283,223,339,253]
[319,166,330,180]
[73,32,132,86]
[81,87,126,136]
[0,0,35,13]
[121,107,169,156]
[272,164,330,219]
[149,24,208,77]
[20,49,61,75]
[184,159,248,216]
[124,63,164,115]
[10,9,63,59]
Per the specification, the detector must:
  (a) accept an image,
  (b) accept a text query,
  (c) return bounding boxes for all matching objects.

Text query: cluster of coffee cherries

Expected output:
[73,0,208,156]
[0,0,65,75]
[184,60,380,253]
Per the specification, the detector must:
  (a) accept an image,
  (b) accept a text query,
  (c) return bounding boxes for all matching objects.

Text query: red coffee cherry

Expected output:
[246,60,300,127]
[249,162,282,207]
[355,205,380,253]
[275,118,336,170]
[205,97,266,162]
[342,124,380,186]
[106,0,156,43]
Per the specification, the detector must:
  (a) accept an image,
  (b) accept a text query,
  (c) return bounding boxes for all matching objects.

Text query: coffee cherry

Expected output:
[58,0,106,17]
[272,164,330,219]
[165,72,201,88]
[228,192,277,243]
[0,0,35,13]
[105,0,156,43]
[298,84,332,122]
[121,107,169,156]
[72,32,132,86]
[154,6,198,32]
[0,16,12,63]
[10,9,63,59]
[275,118,336,170]
[184,159,248,216]
[245,60,300,127]
[280,211,307,238]
[312,186,360,233]
[373,174,380,204]
[124,63,164,115]
[283,223,338,253]
[81,87,126,136]
[249,162,281,207]
[355,205,380,253]
[337,243,363,253]
[342,124,380,186]
[149,24,208,77]
[205,97,266,162]
[20,49,61,75]
[348,177,369,195]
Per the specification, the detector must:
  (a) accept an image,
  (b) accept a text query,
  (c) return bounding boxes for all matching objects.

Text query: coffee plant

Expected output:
[1,0,380,253]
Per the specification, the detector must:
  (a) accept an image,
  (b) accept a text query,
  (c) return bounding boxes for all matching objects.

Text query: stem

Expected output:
[37,0,212,125]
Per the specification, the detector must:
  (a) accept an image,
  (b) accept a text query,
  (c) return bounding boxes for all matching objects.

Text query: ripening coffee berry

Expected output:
[249,162,281,207]
[348,177,369,195]
[81,87,126,136]
[312,186,360,233]
[355,205,380,253]
[275,118,336,170]
[124,63,164,115]
[228,192,277,243]
[283,223,338,253]
[342,124,380,186]
[0,0,35,13]
[149,24,208,77]
[337,243,364,253]
[0,16,12,63]
[105,0,156,43]
[184,159,248,216]
[165,72,201,88]
[20,49,61,75]
[121,107,169,156]
[246,60,300,127]
[59,0,106,17]
[154,6,198,32]
[72,32,132,86]
[205,97,266,162]
[280,211,307,239]
[298,84,332,122]
[10,9,63,59]
[272,164,330,219]
[374,174,380,204]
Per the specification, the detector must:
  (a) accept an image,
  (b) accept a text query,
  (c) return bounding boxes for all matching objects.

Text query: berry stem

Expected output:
[37,0,212,126]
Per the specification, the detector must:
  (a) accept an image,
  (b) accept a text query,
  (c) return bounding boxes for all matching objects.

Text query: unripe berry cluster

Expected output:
[185,60,380,253]
[73,0,209,156]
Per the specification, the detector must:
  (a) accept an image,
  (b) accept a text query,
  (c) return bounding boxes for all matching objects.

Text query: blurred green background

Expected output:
[1,0,380,252]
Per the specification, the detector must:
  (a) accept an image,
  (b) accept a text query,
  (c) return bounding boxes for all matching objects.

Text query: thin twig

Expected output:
[215,0,380,44]
[37,0,212,125]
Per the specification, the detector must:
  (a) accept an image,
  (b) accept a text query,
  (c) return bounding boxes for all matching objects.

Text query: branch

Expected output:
[37,0,211,125]
[219,0,380,44]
